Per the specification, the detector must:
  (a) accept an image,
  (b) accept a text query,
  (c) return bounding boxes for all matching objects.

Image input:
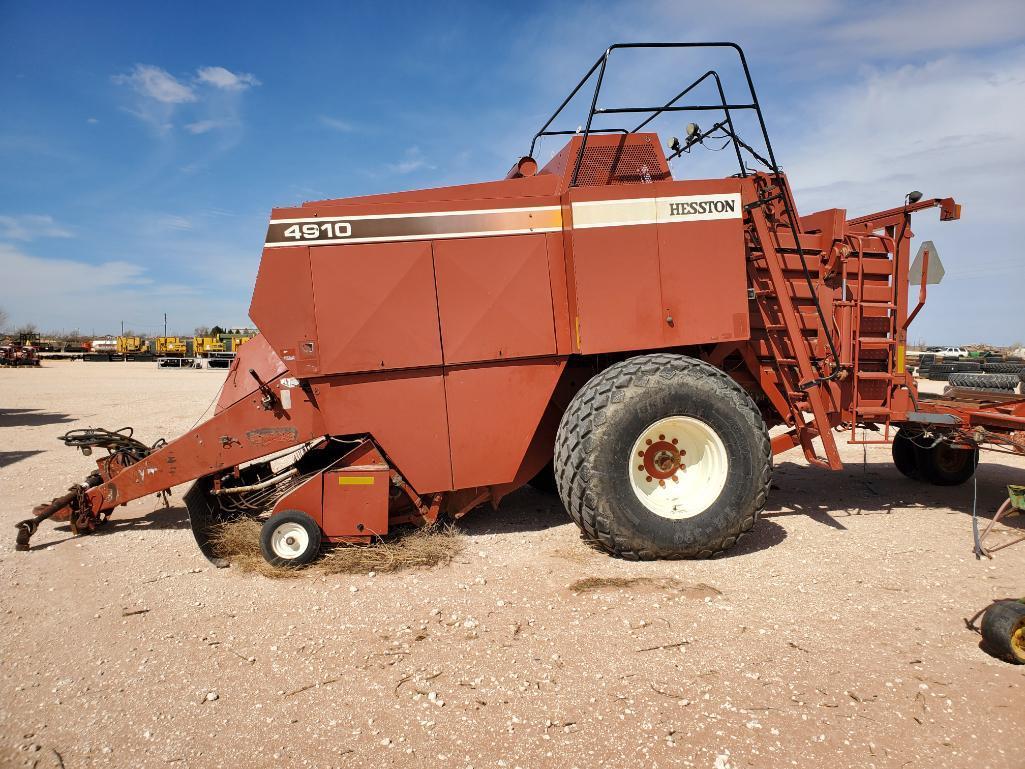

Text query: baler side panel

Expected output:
[313,369,453,494]
[311,241,443,375]
[433,234,556,364]
[570,218,665,353]
[658,215,748,345]
[443,358,567,489]
[249,245,321,378]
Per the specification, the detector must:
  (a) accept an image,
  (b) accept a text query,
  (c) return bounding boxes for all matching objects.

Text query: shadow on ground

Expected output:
[461,455,1025,552]
[459,485,788,558]
[32,505,191,550]
[0,408,75,428]
[0,450,43,468]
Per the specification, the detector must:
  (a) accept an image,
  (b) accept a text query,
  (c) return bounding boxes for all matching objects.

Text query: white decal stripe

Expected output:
[265,226,563,248]
[270,204,562,225]
[572,193,742,229]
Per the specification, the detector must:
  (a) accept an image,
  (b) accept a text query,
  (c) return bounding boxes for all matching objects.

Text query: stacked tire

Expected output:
[947,372,1020,392]
[927,363,957,381]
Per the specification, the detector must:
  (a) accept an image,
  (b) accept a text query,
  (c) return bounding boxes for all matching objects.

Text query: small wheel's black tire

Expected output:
[891,429,919,480]
[948,372,1018,390]
[260,510,322,567]
[980,600,1025,664]
[914,440,979,486]
[554,353,771,560]
[528,461,558,495]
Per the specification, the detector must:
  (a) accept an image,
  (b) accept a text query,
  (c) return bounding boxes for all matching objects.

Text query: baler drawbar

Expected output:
[18,42,1025,565]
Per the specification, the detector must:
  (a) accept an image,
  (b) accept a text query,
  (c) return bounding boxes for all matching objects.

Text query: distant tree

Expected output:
[15,323,37,335]
[0,307,8,330]
[194,326,210,337]
[210,325,225,336]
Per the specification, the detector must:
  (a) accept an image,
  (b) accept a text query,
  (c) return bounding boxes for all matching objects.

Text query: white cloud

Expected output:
[113,64,259,134]
[185,119,230,134]
[196,66,260,91]
[781,50,1025,219]
[825,0,1025,56]
[319,115,356,132]
[0,243,250,333]
[0,214,73,241]
[113,64,196,104]
[385,146,433,175]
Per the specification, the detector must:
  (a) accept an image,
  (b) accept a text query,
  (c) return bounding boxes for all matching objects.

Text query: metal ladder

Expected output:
[746,203,843,469]
[848,238,899,445]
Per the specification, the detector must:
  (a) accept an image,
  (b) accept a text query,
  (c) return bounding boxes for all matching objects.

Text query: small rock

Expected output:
[206,691,219,702]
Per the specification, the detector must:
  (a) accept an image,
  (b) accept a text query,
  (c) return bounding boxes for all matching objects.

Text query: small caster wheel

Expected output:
[260,510,322,567]
[981,599,1025,664]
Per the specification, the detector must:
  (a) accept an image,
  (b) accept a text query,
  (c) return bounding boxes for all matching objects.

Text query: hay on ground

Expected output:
[209,518,463,579]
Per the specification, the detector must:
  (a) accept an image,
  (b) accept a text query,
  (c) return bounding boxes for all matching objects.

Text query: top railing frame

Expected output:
[527,42,781,187]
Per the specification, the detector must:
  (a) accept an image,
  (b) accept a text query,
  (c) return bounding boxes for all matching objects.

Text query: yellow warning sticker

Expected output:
[338,476,375,486]
[896,344,906,374]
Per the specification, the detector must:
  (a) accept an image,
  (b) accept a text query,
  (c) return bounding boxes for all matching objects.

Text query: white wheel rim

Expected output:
[628,416,729,519]
[270,522,310,560]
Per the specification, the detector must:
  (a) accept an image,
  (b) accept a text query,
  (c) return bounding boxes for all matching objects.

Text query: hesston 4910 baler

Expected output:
[17,43,1025,565]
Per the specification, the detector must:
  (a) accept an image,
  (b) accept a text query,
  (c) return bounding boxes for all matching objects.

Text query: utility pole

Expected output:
[164,312,167,338]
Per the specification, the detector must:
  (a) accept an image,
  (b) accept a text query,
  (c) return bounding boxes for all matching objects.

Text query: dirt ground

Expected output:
[1,361,1022,769]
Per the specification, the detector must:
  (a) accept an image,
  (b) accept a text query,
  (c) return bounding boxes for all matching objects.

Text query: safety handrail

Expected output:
[527,42,782,186]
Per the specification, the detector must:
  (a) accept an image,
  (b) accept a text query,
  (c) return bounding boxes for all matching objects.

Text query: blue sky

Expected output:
[1,0,1023,344]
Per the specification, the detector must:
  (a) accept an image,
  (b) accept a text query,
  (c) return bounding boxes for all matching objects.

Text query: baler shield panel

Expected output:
[434,234,557,364]
[310,241,443,375]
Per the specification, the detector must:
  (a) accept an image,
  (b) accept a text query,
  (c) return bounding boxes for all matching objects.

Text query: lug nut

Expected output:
[645,475,652,482]
[658,434,665,440]
[671,438,678,445]
[658,480,666,487]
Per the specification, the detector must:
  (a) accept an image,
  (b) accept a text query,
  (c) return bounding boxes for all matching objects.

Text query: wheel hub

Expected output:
[639,438,685,482]
[271,522,309,560]
[628,416,729,520]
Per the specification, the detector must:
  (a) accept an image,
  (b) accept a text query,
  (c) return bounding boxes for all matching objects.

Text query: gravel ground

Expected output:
[1,362,1023,769]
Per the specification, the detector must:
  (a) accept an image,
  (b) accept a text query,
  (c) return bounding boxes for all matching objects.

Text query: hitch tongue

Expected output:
[15,487,83,551]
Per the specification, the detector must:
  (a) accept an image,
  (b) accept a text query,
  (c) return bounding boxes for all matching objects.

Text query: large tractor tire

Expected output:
[554,354,771,560]
[982,362,1025,374]
[980,600,1025,664]
[948,372,1018,391]
[891,428,920,479]
[914,440,979,486]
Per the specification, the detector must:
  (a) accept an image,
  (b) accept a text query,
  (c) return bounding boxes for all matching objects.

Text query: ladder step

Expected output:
[858,337,896,348]
[859,301,896,309]
[855,406,891,416]
[855,371,893,380]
